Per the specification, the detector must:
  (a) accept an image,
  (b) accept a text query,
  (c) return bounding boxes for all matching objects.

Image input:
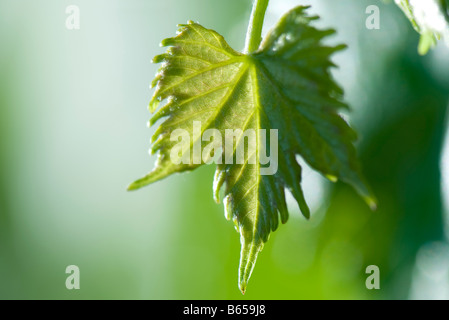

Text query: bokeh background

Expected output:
[1,0,449,300]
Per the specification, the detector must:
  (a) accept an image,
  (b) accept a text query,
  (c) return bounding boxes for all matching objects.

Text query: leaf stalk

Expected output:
[244,0,269,53]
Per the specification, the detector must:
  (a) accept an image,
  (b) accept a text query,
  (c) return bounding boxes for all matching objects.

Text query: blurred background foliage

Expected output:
[0,0,448,299]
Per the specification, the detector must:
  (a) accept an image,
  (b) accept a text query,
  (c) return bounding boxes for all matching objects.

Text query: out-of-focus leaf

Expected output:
[395,0,449,54]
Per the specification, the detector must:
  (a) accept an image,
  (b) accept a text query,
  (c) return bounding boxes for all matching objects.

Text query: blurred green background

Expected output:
[1,0,449,300]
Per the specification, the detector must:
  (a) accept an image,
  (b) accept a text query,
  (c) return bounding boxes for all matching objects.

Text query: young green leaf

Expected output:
[129,6,375,294]
[395,0,449,55]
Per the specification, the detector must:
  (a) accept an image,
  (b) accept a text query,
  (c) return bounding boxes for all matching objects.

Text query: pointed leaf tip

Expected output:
[325,174,338,183]
[239,279,247,295]
[127,182,139,191]
[238,238,263,295]
[365,196,378,211]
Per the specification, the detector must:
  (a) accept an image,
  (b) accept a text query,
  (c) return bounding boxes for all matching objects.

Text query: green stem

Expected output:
[244,0,269,54]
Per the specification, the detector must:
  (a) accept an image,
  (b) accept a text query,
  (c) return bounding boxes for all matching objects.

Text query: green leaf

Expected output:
[129,6,375,294]
[395,0,449,55]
